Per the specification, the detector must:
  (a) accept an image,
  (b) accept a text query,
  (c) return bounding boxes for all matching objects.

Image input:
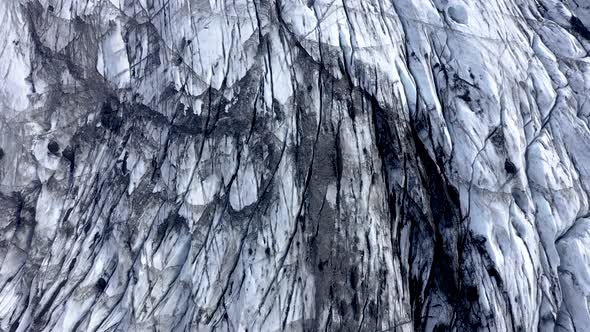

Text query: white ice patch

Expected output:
[0,1,32,112]
[325,183,338,207]
[97,21,131,88]
[268,30,294,104]
[187,174,220,207]
[128,155,147,196]
[230,162,258,211]
[34,185,63,241]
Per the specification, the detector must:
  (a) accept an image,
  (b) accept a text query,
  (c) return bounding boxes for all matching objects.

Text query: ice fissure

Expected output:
[1,0,590,331]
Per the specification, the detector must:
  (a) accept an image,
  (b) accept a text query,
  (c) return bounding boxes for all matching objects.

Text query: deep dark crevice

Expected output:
[61,146,76,173]
[47,140,60,155]
[95,278,108,292]
[505,159,517,174]
[412,128,470,330]
[371,94,430,328]
[370,88,479,330]
[100,100,123,132]
[571,16,590,40]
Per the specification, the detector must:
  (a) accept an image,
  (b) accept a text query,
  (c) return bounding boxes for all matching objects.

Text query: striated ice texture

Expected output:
[0,0,590,331]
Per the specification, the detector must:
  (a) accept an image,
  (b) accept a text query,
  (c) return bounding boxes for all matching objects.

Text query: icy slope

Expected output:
[0,0,589,331]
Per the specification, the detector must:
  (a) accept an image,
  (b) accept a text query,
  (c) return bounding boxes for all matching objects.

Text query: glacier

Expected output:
[0,0,589,331]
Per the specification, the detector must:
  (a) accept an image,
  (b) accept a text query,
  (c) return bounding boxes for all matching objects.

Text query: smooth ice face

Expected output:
[0,0,590,331]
